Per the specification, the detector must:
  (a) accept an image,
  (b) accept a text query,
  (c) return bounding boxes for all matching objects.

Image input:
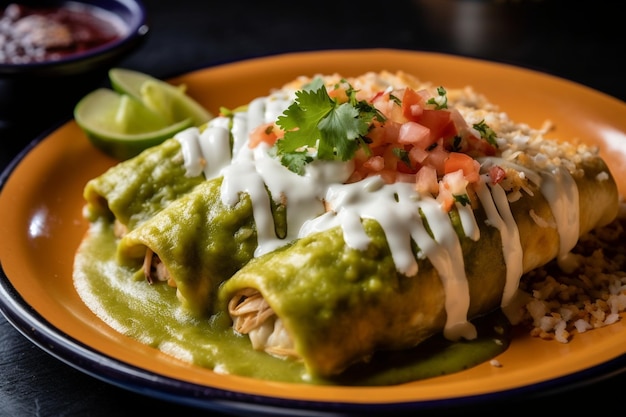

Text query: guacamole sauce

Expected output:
[73,219,510,386]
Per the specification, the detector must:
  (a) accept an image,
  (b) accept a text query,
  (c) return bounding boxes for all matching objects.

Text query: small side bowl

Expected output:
[0,0,149,77]
[0,0,149,136]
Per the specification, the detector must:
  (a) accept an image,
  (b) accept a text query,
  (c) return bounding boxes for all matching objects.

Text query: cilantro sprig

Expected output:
[472,119,498,147]
[426,86,448,110]
[275,78,384,174]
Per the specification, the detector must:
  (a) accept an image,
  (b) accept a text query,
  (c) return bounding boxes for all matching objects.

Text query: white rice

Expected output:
[518,206,626,342]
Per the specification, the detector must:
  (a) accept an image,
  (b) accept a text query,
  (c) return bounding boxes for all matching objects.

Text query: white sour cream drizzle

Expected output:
[174,90,581,341]
[475,176,523,310]
[540,167,580,271]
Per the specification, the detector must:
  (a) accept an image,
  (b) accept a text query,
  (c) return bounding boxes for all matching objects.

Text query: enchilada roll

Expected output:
[219,156,618,378]
[82,137,206,236]
[116,176,288,316]
[82,114,238,235]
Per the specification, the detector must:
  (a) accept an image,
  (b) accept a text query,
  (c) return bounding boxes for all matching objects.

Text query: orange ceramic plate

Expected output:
[1,49,626,415]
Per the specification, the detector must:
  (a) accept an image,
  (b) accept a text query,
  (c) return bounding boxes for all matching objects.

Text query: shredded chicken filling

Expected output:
[139,247,297,359]
[142,248,176,287]
[228,289,298,359]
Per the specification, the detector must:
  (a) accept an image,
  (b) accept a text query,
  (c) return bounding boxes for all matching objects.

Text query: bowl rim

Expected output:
[0,0,149,73]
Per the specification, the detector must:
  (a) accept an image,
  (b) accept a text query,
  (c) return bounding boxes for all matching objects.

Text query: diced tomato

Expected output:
[436,182,455,212]
[441,170,468,195]
[396,153,417,174]
[489,165,506,184]
[370,90,385,103]
[248,122,282,148]
[414,165,438,195]
[372,96,393,120]
[401,88,425,121]
[328,87,348,103]
[348,85,494,192]
[346,170,364,184]
[448,108,469,132]
[382,120,401,144]
[382,145,400,172]
[443,152,481,183]
[377,169,397,184]
[466,133,498,156]
[366,119,401,148]
[408,145,429,165]
[398,121,431,146]
[396,161,416,174]
[365,122,386,148]
[416,109,457,143]
[363,155,385,172]
[396,172,416,184]
[423,139,449,176]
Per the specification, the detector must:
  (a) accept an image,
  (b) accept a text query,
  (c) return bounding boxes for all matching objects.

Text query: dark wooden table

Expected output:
[1,1,624,416]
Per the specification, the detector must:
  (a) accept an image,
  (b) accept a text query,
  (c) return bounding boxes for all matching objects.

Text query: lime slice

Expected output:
[75,69,213,160]
[109,67,213,126]
[74,88,193,160]
[109,67,156,98]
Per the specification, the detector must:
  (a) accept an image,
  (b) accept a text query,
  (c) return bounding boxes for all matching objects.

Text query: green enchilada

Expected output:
[220,156,617,377]
[83,137,203,234]
[74,70,621,383]
[116,176,288,315]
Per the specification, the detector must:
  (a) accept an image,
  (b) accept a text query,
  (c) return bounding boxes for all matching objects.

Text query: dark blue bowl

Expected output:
[0,0,149,77]
[0,0,149,134]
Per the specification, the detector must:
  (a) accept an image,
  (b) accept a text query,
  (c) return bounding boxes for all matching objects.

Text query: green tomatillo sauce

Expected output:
[73,220,511,386]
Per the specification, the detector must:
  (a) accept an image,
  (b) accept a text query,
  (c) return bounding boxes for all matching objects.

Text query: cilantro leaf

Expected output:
[274,79,383,173]
[454,194,471,206]
[392,147,412,170]
[473,119,498,147]
[317,102,365,160]
[280,151,313,175]
[426,86,448,110]
[276,87,332,153]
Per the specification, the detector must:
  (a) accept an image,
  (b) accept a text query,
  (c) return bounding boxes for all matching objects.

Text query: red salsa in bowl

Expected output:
[0,0,147,137]
[0,2,128,64]
[0,0,148,76]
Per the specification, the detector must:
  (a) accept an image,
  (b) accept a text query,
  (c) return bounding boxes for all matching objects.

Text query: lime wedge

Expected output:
[74,88,193,160]
[109,67,213,126]
[109,67,156,98]
[75,69,214,160]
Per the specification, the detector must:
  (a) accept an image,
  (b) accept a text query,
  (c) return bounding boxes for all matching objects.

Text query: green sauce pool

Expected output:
[73,220,511,386]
